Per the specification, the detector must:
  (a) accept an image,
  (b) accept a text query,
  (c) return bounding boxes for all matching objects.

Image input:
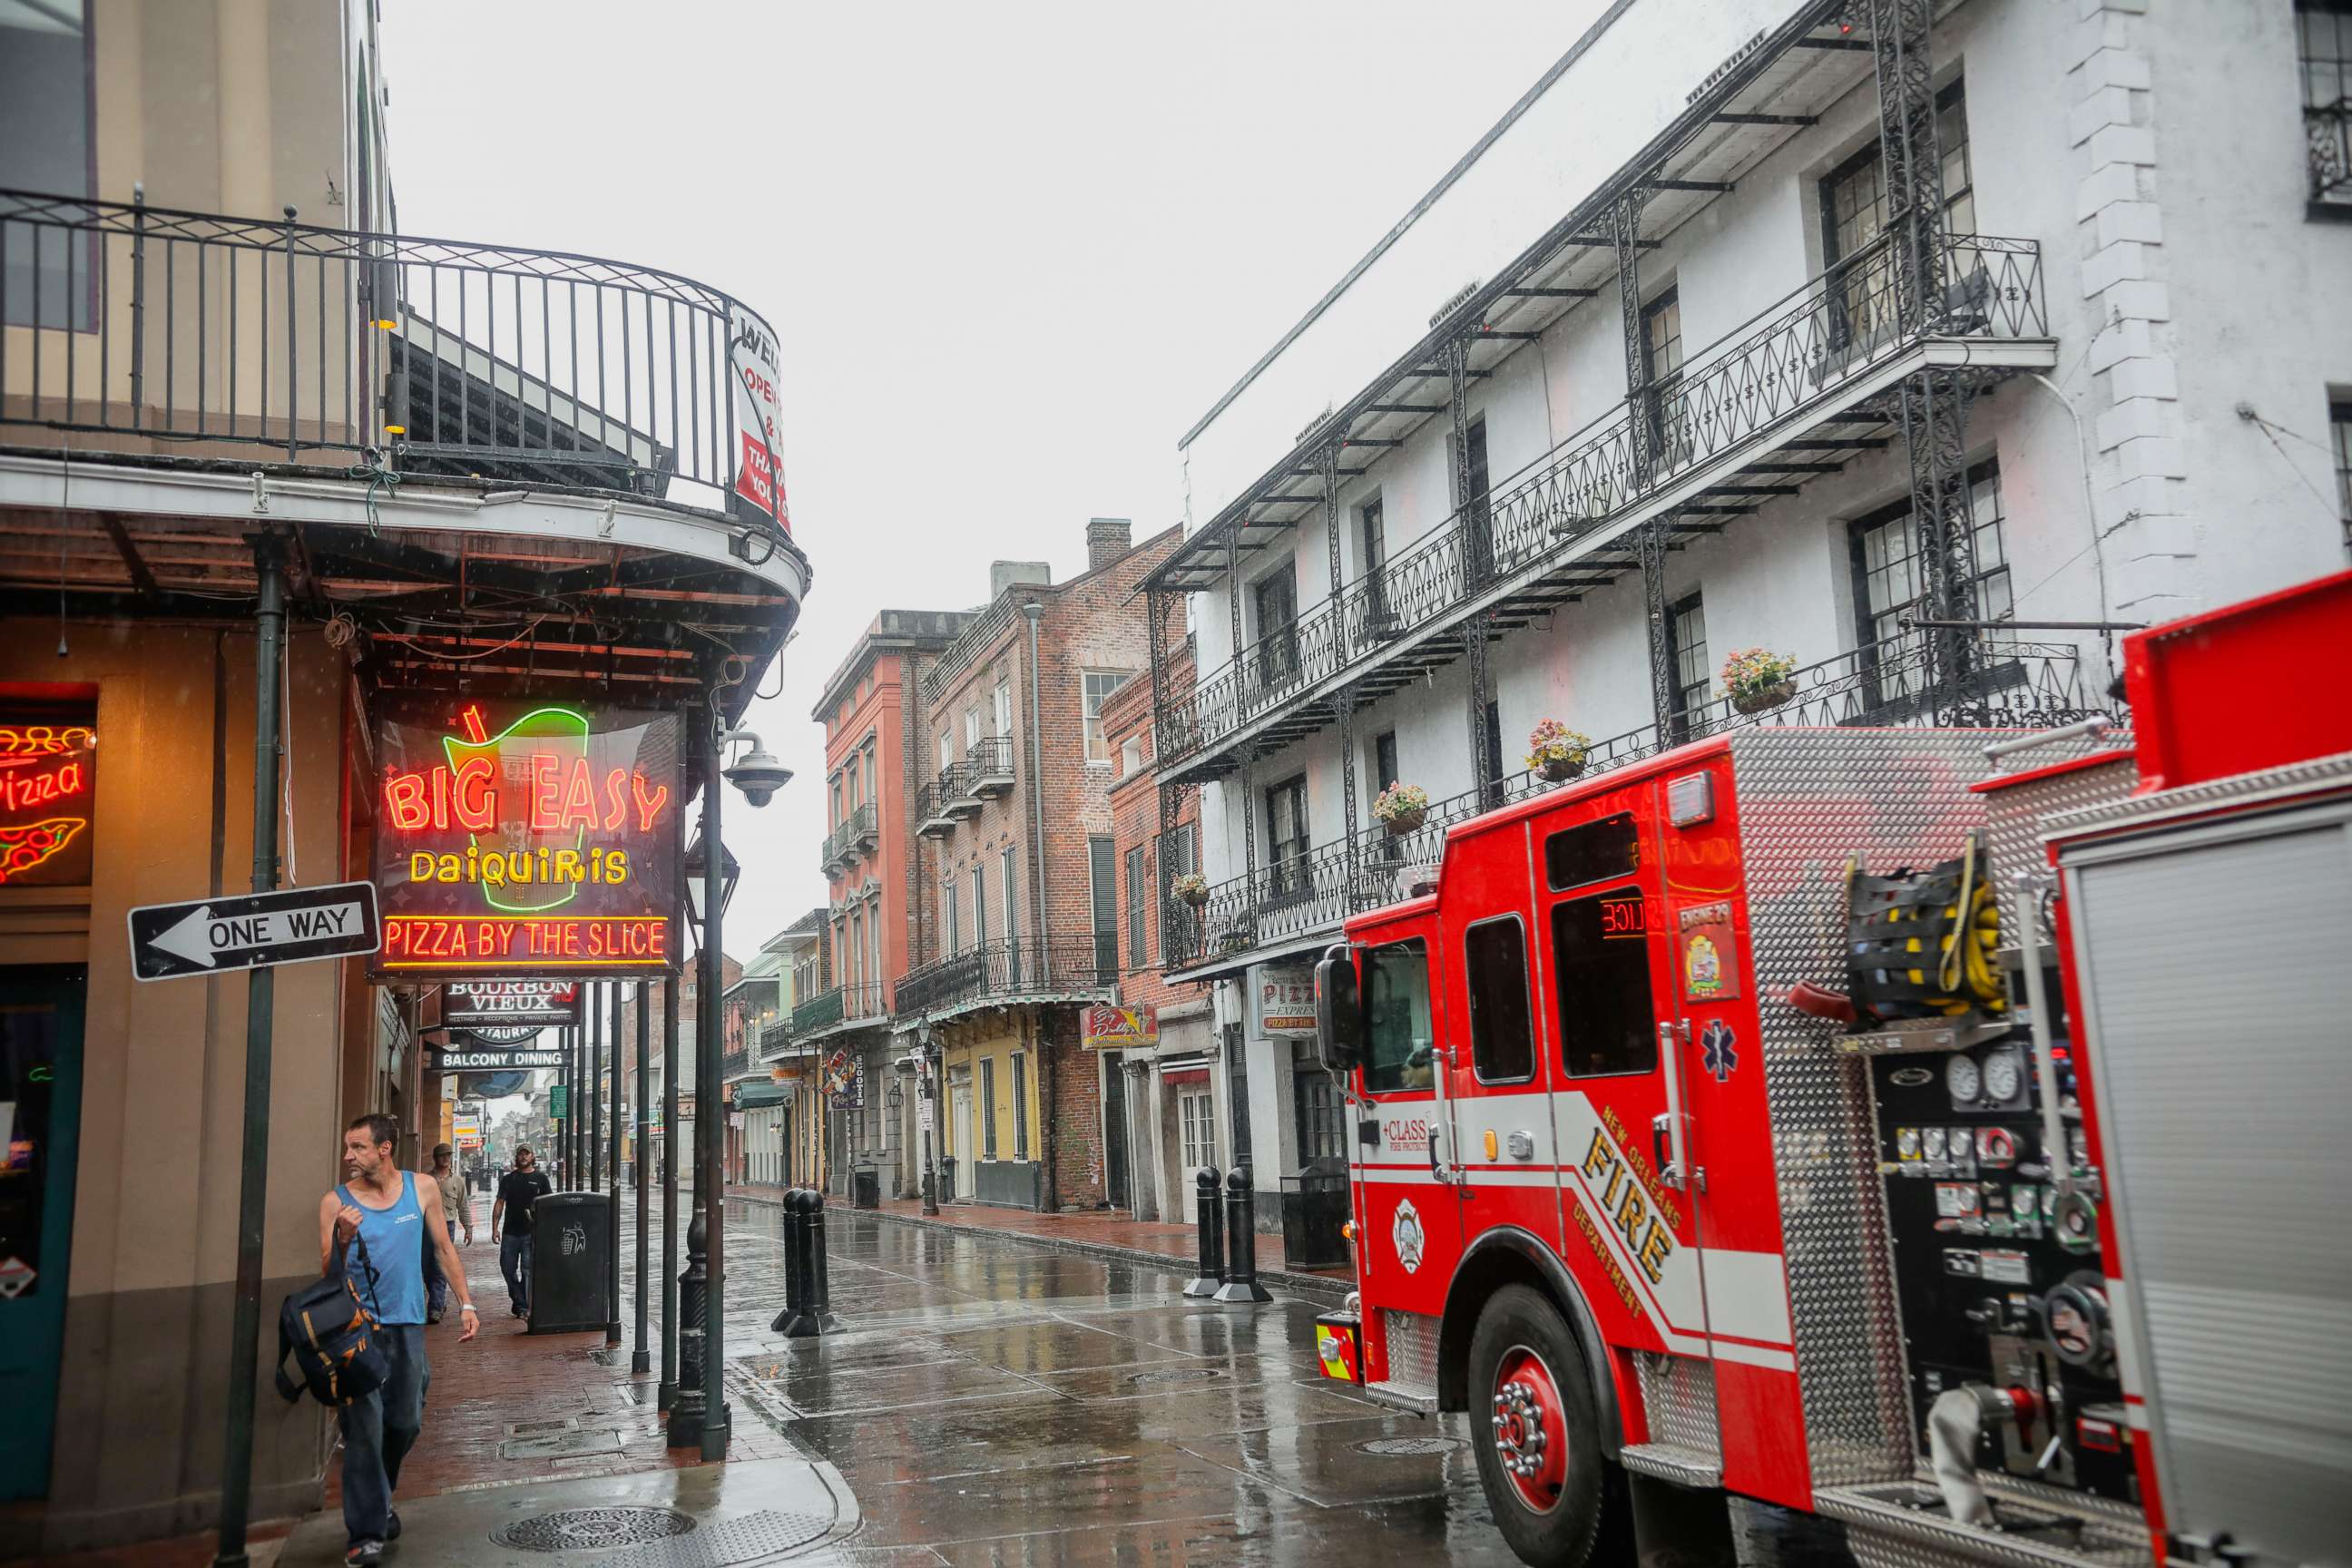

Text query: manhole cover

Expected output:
[1127,1367,1224,1387]
[1357,1436,1465,1456]
[603,1510,837,1565]
[493,1506,697,1552]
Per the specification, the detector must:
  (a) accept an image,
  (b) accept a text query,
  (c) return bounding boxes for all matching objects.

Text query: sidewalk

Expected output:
[730,1179,1356,1300]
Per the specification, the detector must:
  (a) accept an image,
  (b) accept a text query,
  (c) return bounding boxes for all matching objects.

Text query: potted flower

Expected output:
[1372,780,1429,837]
[1172,870,1210,908]
[1525,720,1592,783]
[1720,647,1798,714]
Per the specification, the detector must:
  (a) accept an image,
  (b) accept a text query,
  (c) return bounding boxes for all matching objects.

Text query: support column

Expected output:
[1896,369,1983,718]
[632,979,651,1375]
[1615,186,1677,741]
[588,985,603,1196]
[605,980,622,1345]
[1323,444,1359,901]
[211,536,286,1568]
[658,976,681,1410]
[1447,337,1495,800]
[695,717,729,1459]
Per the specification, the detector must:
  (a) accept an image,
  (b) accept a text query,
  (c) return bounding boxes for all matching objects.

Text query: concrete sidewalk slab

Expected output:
[279,1456,857,1566]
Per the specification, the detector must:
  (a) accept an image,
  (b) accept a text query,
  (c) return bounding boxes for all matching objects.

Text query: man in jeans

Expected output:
[320,1114,475,1566]
[422,1142,474,1324]
[492,1144,552,1318]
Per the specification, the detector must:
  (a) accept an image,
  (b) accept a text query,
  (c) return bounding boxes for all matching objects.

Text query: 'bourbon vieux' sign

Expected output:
[372,701,682,976]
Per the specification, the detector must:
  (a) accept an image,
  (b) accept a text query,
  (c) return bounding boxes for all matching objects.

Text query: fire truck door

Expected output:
[1540,789,1715,1368]
[1352,934,1457,1317]
[1438,822,1556,1259]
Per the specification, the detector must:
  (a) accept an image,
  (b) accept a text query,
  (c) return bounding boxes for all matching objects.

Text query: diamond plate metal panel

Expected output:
[1819,1482,2152,1568]
[1980,741,2136,935]
[1634,1351,1720,1458]
[1382,1308,1439,1394]
[1728,729,2007,1489]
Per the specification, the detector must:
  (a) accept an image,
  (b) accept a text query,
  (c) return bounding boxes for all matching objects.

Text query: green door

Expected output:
[0,968,85,1500]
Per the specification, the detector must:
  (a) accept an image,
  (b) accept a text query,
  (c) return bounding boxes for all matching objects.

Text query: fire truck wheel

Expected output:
[1469,1285,1623,1567]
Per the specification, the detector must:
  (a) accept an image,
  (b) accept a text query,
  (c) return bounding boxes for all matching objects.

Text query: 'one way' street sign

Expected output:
[129,880,382,982]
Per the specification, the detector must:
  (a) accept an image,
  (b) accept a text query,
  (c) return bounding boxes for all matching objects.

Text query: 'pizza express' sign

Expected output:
[373,701,681,975]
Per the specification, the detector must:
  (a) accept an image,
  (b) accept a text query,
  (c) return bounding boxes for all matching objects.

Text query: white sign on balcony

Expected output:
[729,304,790,532]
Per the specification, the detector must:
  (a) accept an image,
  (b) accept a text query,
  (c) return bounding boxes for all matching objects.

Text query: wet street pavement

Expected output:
[710,1199,1856,1566]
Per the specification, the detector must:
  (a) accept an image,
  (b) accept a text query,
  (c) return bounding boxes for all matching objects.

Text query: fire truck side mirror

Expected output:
[1314,948,1364,1074]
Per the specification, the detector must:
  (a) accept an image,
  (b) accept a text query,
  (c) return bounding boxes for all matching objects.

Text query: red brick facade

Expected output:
[1102,632,1196,1015]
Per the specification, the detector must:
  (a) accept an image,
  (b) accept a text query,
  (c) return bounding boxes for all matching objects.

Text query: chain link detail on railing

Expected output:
[1165,630,2096,973]
[1156,232,2046,770]
[0,188,782,519]
[895,937,1115,1016]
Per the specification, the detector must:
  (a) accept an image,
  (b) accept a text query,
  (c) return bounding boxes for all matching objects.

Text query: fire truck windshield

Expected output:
[1360,938,1434,1093]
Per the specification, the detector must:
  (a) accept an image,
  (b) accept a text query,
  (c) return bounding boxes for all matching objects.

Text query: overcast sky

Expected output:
[383,0,1588,957]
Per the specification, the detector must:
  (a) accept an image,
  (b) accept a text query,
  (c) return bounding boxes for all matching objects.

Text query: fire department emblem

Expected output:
[1700,1019,1739,1083]
[1392,1199,1427,1274]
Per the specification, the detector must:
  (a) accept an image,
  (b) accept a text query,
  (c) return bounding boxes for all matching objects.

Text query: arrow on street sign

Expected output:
[129,880,382,982]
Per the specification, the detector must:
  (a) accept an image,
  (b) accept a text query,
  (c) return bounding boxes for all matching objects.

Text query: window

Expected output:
[1125,843,1147,969]
[2305,2,2352,201]
[1083,671,1129,763]
[1119,735,1143,776]
[1,5,94,330]
[1465,916,1535,1083]
[1371,730,1400,796]
[1001,847,1019,948]
[1180,1089,1217,1171]
[1546,813,1642,893]
[1848,459,2013,701]
[2333,400,2351,544]
[1483,701,1506,808]
[994,678,1013,738]
[981,1057,998,1158]
[1553,887,1659,1079]
[1264,775,1309,899]
[1359,495,1391,629]
[849,910,864,986]
[1669,592,1709,738]
[939,731,954,773]
[868,915,881,1004]
[1821,80,1974,345]
[1089,835,1118,980]
[1463,418,1494,575]
[1642,286,1688,463]
[1362,940,1436,1094]
[1251,567,1299,689]
[972,865,987,948]
[965,707,983,750]
[846,753,860,809]
[829,776,842,828]
[1011,1053,1029,1160]
[944,875,961,952]
[1295,1070,1344,1162]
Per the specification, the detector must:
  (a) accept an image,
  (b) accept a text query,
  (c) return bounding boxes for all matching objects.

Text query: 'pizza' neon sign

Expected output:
[0,723,96,887]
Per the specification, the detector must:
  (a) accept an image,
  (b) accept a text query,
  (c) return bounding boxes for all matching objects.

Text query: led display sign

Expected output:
[0,722,96,887]
[373,702,681,976]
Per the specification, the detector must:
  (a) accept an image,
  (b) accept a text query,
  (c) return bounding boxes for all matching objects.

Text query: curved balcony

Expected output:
[895,937,1114,1018]
[1166,629,2097,975]
[1158,233,2049,778]
[0,189,785,525]
[790,982,890,1039]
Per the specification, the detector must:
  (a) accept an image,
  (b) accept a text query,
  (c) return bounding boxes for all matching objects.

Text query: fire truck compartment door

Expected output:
[2063,801,2352,1568]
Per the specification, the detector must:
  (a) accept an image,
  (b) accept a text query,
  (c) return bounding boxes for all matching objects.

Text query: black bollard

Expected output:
[667,1207,709,1448]
[1214,1165,1273,1305]
[769,1186,809,1333]
[787,1189,842,1337]
[1181,1166,1224,1298]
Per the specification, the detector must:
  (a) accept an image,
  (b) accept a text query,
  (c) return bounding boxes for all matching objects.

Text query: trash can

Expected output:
[525,1191,612,1334]
[852,1164,881,1210]
[1280,1158,1352,1270]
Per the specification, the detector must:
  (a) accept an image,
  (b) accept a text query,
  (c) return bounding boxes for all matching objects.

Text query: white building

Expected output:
[1142,0,2351,1215]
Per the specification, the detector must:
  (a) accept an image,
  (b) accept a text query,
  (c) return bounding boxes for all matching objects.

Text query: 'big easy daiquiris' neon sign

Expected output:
[372,702,683,975]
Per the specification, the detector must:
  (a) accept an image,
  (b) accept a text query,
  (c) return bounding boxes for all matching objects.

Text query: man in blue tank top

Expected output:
[318,1114,477,1566]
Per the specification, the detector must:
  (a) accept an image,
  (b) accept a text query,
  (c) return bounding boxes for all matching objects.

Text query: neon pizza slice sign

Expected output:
[0,724,96,887]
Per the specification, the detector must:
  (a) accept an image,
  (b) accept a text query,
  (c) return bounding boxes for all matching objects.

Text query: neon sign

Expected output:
[373,702,681,976]
[0,722,95,887]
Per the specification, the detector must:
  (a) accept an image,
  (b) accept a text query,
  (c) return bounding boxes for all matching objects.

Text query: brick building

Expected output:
[1101,633,1213,1224]
[898,518,1181,1210]
[811,609,974,1196]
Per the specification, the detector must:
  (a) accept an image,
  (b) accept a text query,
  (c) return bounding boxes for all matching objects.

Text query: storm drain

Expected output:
[1125,1367,1225,1387]
[493,1506,697,1552]
[1356,1436,1464,1456]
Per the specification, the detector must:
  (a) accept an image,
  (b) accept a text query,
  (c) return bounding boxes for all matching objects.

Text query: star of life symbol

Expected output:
[1392,1199,1426,1275]
[1700,1019,1738,1083]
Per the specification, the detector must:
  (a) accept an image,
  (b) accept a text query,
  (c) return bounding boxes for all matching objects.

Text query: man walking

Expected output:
[492,1145,552,1318]
[320,1114,475,1566]
[422,1142,474,1324]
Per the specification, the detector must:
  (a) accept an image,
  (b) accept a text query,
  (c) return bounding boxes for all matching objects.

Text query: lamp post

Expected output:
[918,1025,941,1217]
[669,721,773,1461]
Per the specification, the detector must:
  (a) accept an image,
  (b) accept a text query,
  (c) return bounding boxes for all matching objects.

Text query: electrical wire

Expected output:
[2237,403,2343,524]
[378,615,552,662]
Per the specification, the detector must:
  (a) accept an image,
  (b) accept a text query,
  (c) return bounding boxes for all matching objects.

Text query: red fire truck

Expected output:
[1308,571,2352,1568]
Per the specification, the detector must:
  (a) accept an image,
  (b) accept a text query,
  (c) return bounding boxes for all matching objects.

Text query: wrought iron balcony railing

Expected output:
[1165,630,2095,973]
[964,735,1016,792]
[819,818,854,874]
[1160,232,2046,769]
[2311,99,2352,202]
[790,981,889,1036]
[894,937,1115,1016]
[0,189,785,521]
[760,1017,794,1060]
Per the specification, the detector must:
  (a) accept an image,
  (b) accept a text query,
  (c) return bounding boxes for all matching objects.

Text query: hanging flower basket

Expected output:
[1172,871,1210,908]
[1525,720,1592,784]
[1732,680,1798,714]
[1720,648,1799,716]
[1372,781,1430,838]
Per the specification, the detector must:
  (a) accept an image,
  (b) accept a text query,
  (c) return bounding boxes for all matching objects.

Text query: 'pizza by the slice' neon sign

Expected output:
[0,725,95,887]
